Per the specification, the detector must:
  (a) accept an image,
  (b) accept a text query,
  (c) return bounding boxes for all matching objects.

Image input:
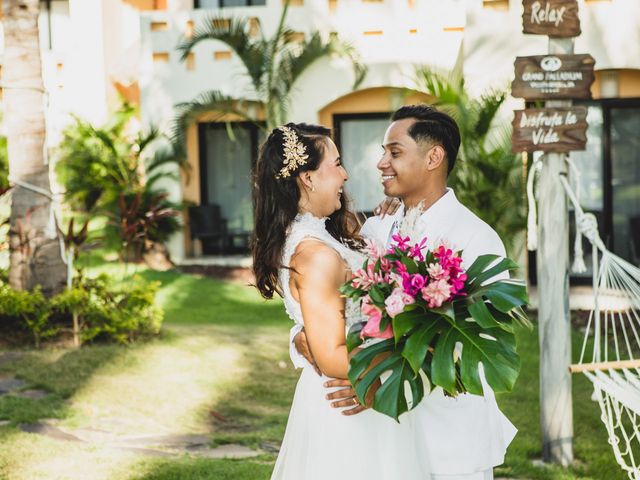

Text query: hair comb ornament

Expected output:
[276,125,309,179]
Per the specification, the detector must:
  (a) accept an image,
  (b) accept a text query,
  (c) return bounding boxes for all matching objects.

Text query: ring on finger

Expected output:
[352,396,359,406]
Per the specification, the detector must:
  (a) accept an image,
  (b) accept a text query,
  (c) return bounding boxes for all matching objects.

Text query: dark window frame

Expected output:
[332,111,392,153]
[194,0,266,8]
[197,121,262,208]
[332,112,392,217]
[528,97,640,285]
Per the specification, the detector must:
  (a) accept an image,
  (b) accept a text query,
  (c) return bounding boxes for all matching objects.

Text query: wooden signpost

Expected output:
[523,0,581,37]
[512,107,587,153]
[512,54,595,99]
[515,0,588,468]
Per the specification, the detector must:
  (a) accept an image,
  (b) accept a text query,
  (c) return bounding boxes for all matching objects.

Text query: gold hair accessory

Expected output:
[276,125,309,179]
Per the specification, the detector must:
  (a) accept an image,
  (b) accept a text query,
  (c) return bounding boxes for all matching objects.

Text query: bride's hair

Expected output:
[251,122,362,300]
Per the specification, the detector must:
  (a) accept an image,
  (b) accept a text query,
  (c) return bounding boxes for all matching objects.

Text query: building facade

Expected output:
[1,0,638,270]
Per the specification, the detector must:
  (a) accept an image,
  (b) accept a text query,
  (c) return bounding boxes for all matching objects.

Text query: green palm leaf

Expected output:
[177,15,266,93]
[170,90,259,158]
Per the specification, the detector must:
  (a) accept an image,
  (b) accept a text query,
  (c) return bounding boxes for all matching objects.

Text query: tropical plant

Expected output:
[173,1,366,151]
[55,102,183,261]
[3,0,67,296]
[413,67,526,256]
[108,191,180,263]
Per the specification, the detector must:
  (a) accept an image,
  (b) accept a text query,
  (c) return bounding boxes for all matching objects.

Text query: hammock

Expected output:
[554,174,640,479]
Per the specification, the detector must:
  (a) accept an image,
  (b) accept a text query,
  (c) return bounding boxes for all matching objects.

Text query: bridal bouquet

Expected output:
[340,234,530,421]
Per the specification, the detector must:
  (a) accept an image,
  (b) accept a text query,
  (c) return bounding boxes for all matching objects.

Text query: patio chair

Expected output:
[188,204,229,255]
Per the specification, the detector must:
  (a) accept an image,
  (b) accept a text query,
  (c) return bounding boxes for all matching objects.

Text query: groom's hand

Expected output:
[293,329,321,375]
[373,197,401,218]
[324,379,367,416]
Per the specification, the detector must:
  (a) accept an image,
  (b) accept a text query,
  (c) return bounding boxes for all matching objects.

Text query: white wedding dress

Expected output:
[271,212,430,480]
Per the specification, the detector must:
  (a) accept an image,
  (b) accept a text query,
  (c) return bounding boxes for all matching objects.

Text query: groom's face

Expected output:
[377,118,430,202]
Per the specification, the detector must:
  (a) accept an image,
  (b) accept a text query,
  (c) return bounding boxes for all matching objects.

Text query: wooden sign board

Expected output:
[512,107,588,153]
[512,54,595,99]
[523,0,581,37]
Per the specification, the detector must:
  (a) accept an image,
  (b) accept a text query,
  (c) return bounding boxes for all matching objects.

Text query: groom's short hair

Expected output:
[391,105,460,175]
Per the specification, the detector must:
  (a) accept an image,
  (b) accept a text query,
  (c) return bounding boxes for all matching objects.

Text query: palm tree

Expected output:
[173,1,366,151]
[413,66,526,256]
[3,0,67,296]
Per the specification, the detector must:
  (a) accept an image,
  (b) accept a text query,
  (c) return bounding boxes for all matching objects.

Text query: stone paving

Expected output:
[16,421,260,459]
[0,350,260,459]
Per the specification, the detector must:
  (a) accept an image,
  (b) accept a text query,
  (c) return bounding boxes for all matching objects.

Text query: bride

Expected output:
[251,123,429,479]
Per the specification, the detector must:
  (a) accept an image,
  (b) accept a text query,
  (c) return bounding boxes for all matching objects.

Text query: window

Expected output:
[529,98,640,283]
[334,113,390,214]
[152,52,170,62]
[195,0,266,7]
[482,0,509,10]
[185,53,196,70]
[198,122,263,253]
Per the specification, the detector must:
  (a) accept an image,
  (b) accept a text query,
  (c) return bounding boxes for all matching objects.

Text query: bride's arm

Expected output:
[290,240,349,379]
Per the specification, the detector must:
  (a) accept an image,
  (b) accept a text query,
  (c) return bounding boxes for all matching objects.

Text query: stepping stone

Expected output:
[112,446,174,458]
[0,378,27,394]
[119,433,211,448]
[186,443,260,459]
[0,352,23,367]
[0,420,10,427]
[20,423,83,442]
[260,441,281,454]
[13,389,48,400]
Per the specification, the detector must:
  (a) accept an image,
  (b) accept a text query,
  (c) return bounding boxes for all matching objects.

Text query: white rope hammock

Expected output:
[529,160,640,479]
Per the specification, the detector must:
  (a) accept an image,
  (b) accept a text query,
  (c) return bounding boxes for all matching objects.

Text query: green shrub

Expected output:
[50,274,163,346]
[0,274,163,348]
[0,285,54,348]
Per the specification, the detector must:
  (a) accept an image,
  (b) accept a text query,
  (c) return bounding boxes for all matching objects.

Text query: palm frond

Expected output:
[472,89,506,139]
[170,90,259,159]
[177,15,266,92]
[136,124,161,154]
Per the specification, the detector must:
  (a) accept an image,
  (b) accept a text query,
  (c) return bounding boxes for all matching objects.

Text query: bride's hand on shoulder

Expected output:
[373,197,401,218]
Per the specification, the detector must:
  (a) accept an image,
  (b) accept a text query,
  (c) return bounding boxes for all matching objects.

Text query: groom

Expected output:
[292,104,517,480]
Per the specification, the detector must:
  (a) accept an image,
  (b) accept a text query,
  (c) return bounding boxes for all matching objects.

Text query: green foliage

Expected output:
[0,133,9,191]
[173,2,366,150]
[55,102,183,257]
[107,190,180,261]
[50,274,163,345]
[0,273,163,347]
[414,67,526,255]
[0,285,54,347]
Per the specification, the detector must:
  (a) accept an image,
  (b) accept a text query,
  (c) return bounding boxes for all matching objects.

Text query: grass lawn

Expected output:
[0,260,629,479]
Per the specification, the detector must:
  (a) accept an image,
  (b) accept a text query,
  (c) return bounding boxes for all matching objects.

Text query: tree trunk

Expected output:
[4,0,67,296]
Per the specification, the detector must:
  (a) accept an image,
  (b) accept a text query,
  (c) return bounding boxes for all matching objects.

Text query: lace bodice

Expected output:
[279,213,366,331]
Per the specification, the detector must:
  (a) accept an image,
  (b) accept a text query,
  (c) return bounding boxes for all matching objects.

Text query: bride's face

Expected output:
[306,138,348,217]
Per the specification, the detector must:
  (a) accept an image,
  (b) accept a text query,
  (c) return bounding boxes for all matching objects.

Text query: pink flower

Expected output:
[402,273,426,296]
[352,262,387,290]
[427,262,449,281]
[408,238,427,262]
[391,234,411,252]
[421,279,452,308]
[450,272,468,296]
[364,238,386,259]
[384,288,415,318]
[379,257,392,273]
[361,296,393,339]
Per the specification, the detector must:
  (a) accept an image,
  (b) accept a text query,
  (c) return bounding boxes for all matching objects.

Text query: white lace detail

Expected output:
[279,212,366,332]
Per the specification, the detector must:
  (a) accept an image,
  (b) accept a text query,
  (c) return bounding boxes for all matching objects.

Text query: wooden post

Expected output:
[537,36,574,466]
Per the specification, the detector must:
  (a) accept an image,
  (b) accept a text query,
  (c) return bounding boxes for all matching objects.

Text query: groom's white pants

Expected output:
[431,469,493,480]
